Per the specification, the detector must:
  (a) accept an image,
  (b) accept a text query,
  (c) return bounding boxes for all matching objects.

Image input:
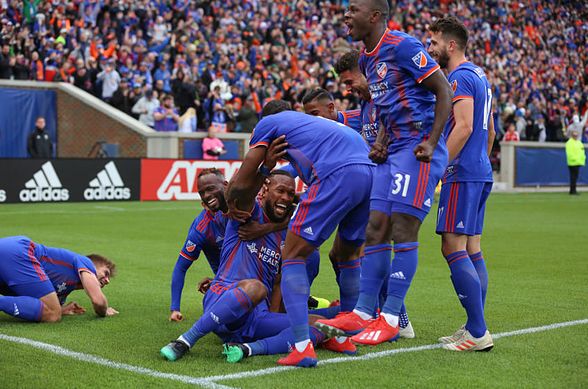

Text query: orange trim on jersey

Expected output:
[416,65,440,83]
[28,241,47,281]
[77,267,95,275]
[40,255,74,269]
[250,141,269,149]
[364,29,390,57]
[179,251,195,261]
[452,95,474,102]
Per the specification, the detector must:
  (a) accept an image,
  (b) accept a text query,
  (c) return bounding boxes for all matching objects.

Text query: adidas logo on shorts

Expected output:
[84,161,131,200]
[19,161,69,202]
[456,221,465,229]
[390,271,406,280]
[424,198,432,207]
[304,227,314,235]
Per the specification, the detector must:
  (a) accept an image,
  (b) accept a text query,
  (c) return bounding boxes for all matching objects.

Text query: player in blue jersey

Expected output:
[228,100,374,366]
[316,0,452,345]
[428,16,495,352]
[0,236,117,322]
[169,168,229,322]
[301,88,362,132]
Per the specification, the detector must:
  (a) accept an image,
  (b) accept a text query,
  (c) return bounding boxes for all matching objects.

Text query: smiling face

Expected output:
[303,98,337,121]
[339,69,371,101]
[263,174,296,223]
[95,264,111,288]
[198,172,228,213]
[428,31,451,69]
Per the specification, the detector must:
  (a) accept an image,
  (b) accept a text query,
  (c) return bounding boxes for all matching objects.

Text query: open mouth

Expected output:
[274,203,288,217]
[206,197,219,209]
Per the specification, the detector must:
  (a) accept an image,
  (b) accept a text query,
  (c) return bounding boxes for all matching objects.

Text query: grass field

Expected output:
[1,193,587,388]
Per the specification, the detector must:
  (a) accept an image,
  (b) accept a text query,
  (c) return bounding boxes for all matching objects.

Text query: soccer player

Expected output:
[169,168,229,322]
[302,88,361,131]
[428,16,495,351]
[0,236,117,322]
[228,100,374,366]
[316,0,452,345]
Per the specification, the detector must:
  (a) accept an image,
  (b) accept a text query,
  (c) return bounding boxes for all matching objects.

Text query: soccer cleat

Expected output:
[308,295,331,310]
[277,342,317,367]
[315,311,372,337]
[442,329,494,352]
[321,337,357,355]
[222,343,250,363]
[351,316,399,345]
[329,299,341,307]
[399,321,416,339]
[160,340,190,361]
[438,325,466,344]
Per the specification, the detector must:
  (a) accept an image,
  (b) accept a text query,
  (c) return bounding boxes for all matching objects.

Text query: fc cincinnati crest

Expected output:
[370,106,377,122]
[376,62,387,79]
[186,240,196,252]
[451,80,458,93]
[411,51,428,69]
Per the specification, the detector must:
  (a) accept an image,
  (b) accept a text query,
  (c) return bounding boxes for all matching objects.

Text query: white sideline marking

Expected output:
[0,333,232,389]
[1,318,586,388]
[203,318,588,383]
[93,205,125,211]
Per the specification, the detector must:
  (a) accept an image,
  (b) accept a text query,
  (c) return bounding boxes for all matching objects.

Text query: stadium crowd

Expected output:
[0,0,586,140]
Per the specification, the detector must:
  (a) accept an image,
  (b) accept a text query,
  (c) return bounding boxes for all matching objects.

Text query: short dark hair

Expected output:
[261,100,292,117]
[334,50,360,75]
[198,168,225,180]
[87,254,116,277]
[301,88,332,105]
[429,16,469,50]
[270,169,294,179]
[370,0,390,21]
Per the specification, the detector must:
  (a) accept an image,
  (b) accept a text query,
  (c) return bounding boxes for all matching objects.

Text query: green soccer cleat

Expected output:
[160,340,190,361]
[222,343,250,363]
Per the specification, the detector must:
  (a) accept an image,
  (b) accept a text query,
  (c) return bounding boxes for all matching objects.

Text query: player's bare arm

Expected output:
[446,98,474,161]
[487,112,496,157]
[415,71,453,162]
[80,271,117,317]
[369,121,390,163]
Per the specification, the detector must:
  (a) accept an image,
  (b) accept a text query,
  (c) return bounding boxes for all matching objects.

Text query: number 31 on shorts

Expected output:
[391,173,411,198]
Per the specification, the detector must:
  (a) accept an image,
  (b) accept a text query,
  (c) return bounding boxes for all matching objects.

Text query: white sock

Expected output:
[178,336,191,348]
[353,309,373,321]
[295,339,311,352]
[381,313,399,327]
[335,336,348,344]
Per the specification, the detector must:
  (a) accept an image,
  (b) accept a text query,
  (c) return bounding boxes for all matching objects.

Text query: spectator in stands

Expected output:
[567,111,588,140]
[27,117,52,158]
[96,60,120,103]
[110,79,137,116]
[504,123,520,142]
[178,107,197,133]
[565,130,586,195]
[0,44,12,79]
[132,89,160,128]
[202,125,226,161]
[236,98,258,133]
[153,95,179,132]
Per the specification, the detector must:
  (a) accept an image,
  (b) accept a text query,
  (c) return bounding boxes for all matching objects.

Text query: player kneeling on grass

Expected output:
[0,236,118,322]
[160,139,355,363]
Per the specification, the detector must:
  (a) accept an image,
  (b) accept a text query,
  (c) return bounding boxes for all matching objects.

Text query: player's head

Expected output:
[261,100,292,118]
[262,170,296,223]
[335,50,371,101]
[301,88,337,121]
[197,168,228,212]
[344,0,389,42]
[428,16,469,69]
[87,254,116,288]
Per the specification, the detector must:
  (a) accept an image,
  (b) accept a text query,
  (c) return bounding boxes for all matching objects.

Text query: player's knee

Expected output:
[441,233,467,257]
[390,214,420,243]
[238,279,267,305]
[365,212,391,245]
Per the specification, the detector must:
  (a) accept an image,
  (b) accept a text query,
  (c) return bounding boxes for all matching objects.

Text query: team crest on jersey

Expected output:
[370,106,377,122]
[186,240,196,252]
[376,62,387,79]
[451,80,458,93]
[412,51,428,69]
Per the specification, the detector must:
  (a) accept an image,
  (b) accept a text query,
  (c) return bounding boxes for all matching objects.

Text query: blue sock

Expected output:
[399,304,409,329]
[470,251,488,308]
[337,258,361,311]
[309,305,340,319]
[382,242,419,316]
[306,250,321,286]
[0,296,44,322]
[445,251,486,338]
[247,326,325,356]
[181,287,252,347]
[355,244,391,316]
[331,260,341,287]
[281,259,310,343]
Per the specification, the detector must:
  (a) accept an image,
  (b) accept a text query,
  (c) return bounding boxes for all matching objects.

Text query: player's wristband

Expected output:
[258,165,272,177]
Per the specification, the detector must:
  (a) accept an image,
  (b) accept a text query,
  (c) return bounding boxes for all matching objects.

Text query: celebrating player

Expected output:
[316,0,452,345]
[228,100,374,367]
[0,236,117,322]
[302,87,361,131]
[428,16,495,351]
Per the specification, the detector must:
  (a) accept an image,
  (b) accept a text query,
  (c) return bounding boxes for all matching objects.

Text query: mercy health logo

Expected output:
[84,161,131,200]
[20,162,69,202]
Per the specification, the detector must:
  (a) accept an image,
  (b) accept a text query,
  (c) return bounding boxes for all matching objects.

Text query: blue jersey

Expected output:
[214,201,285,295]
[34,243,97,304]
[360,99,379,145]
[359,29,440,147]
[337,109,361,133]
[443,61,493,183]
[250,111,373,185]
[179,209,228,274]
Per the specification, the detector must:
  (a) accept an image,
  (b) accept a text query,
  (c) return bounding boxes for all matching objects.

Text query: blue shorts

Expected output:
[384,139,448,222]
[370,160,394,215]
[436,181,492,236]
[0,236,54,299]
[290,164,373,247]
[204,281,291,343]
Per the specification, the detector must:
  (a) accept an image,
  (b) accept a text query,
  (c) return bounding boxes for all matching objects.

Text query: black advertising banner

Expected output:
[0,159,140,203]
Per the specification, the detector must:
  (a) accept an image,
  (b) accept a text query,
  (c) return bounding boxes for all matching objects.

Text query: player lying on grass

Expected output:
[0,236,117,322]
[160,141,355,361]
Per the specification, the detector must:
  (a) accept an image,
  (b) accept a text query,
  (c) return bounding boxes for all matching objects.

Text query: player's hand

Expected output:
[369,142,388,164]
[62,302,86,315]
[105,307,119,316]
[238,220,270,240]
[264,135,288,170]
[414,140,434,162]
[197,277,213,294]
[226,198,252,223]
[169,310,184,322]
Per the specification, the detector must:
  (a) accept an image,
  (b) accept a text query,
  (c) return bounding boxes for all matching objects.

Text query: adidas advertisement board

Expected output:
[0,159,140,203]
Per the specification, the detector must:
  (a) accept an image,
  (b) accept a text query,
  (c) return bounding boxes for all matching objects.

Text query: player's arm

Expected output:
[369,121,390,164]
[446,98,474,162]
[415,71,453,162]
[80,271,116,317]
[169,254,196,321]
[487,112,496,157]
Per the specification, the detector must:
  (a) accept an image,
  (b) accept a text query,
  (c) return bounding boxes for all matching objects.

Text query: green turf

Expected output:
[0,193,587,388]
